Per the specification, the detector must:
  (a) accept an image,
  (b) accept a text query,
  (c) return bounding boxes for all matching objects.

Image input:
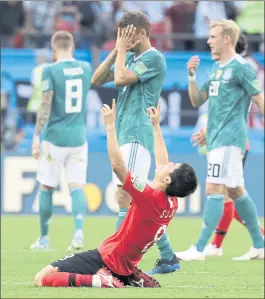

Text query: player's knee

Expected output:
[40,184,55,192]
[116,187,132,208]
[227,186,245,200]
[224,188,232,202]
[206,183,225,196]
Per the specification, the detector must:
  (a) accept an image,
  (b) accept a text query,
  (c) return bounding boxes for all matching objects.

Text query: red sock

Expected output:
[41,272,93,287]
[211,201,235,248]
[234,209,264,236]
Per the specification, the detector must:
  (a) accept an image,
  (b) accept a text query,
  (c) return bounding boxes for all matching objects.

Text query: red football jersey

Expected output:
[97,171,178,276]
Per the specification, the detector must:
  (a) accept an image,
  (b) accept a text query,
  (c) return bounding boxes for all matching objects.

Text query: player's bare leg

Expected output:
[30,184,54,250]
[176,183,225,261]
[34,265,124,288]
[68,183,86,251]
[227,186,264,260]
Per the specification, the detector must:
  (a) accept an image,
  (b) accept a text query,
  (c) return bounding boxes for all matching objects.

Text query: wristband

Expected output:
[188,74,196,82]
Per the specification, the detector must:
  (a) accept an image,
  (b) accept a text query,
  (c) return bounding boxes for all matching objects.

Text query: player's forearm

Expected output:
[35,102,51,136]
[91,48,117,87]
[259,100,264,116]
[35,91,53,136]
[106,126,127,175]
[256,93,264,116]
[114,47,127,86]
[153,125,169,165]
[188,81,207,108]
[253,93,264,116]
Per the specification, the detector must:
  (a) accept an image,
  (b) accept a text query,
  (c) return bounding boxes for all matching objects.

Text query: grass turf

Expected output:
[1,216,264,298]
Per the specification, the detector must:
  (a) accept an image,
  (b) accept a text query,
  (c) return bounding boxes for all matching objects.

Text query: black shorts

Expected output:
[51,249,132,285]
[242,150,248,169]
[51,249,104,275]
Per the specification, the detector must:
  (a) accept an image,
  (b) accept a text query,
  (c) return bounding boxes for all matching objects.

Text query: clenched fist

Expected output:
[187,56,200,76]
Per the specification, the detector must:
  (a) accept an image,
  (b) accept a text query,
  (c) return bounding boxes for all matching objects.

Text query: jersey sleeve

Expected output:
[237,64,262,97]
[110,52,133,74]
[41,66,53,92]
[122,171,150,202]
[129,53,165,82]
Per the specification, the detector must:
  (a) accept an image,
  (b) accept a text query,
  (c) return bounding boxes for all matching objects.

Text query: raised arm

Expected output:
[90,49,116,88]
[148,103,168,166]
[187,56,208,108]
[101,99,128,184]
[114,25,140,87]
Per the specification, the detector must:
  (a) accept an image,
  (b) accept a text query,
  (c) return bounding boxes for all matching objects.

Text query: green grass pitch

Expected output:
[1,216,264,298]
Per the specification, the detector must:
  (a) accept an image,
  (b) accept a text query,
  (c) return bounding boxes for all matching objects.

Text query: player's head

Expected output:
[211,33,248,61]
[117,11,150,52]
[51,31,75,59]
[155,163,198,198]
[208,20,240,57]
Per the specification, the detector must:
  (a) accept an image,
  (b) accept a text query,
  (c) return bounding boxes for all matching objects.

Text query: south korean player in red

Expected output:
[33,100,198,288]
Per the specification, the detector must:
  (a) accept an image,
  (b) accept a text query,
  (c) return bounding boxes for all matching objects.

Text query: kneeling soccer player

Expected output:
[34,100,198,288]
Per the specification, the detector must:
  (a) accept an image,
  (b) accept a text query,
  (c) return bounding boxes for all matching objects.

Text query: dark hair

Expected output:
[118,11,150,36]
[236,34,248,56]
[166,163,198,198]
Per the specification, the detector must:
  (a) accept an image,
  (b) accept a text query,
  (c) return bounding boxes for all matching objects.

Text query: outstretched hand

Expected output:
[101,99,116,129]
[147,102,161,127]
[191,129,206,147]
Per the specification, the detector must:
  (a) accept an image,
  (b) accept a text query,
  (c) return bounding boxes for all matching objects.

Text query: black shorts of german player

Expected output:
[51,249,160,288]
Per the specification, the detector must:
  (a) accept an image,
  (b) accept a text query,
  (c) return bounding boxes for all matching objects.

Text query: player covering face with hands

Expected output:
[33,100,198,288]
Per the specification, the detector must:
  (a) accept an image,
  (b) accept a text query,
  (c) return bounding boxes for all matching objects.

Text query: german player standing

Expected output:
[91,12,179,273]
[33,101,198,288]
[31,31,92,251]
[175,20,264,261]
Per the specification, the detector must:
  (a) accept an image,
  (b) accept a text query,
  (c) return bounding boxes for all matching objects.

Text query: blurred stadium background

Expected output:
[1,0,264,218]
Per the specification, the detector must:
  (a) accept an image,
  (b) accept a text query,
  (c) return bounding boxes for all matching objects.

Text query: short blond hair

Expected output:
[210,20,240,47]
[51,31,74,50]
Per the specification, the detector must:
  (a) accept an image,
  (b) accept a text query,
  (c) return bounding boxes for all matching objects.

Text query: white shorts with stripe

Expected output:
[112,142,151,186]
[37,141,88,188]
[206,146,244,188]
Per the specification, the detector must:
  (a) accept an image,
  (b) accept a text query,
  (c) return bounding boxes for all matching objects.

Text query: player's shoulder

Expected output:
[233,54,255,72]
[145,48,165,62]
[143,48,166,71]
[130,173,151,193]
[42,63,53,76]
[75,59,92,70]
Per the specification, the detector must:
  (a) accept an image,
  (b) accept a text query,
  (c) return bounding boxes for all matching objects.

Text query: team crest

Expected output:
[223,68,232,80]
[215,70,223,80]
